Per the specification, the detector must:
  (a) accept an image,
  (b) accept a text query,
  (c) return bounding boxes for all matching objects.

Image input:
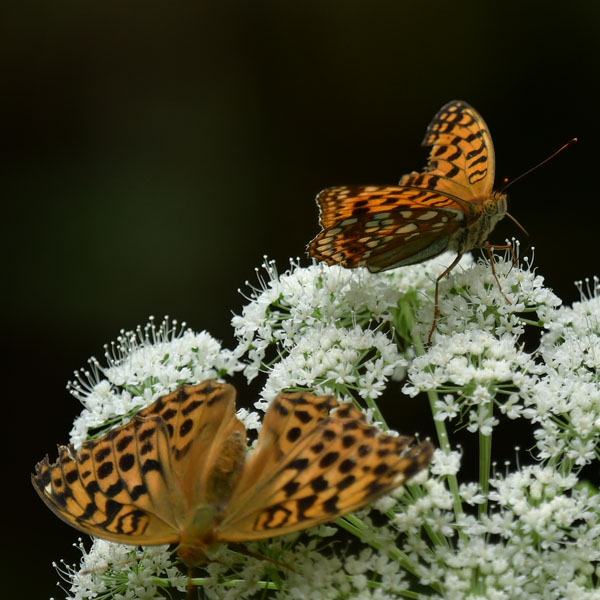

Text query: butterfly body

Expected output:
[442,190,507,261]
[33,380,433,568]
[308,100,508,273]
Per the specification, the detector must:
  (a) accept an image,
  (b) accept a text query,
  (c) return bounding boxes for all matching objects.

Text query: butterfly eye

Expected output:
[483,198,498,216]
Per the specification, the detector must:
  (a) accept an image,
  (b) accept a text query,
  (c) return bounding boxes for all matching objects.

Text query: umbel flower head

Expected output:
[36,254,600,600]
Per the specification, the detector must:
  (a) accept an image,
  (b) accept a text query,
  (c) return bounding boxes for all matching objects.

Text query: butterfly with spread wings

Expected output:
[308,100,513,340]
[32,380,432,578]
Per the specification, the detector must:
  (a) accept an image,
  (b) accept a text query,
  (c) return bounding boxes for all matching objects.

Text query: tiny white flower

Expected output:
[429,449,462,476]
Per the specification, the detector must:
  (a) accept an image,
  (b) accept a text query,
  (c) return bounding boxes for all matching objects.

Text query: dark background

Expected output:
[3,2,598,596]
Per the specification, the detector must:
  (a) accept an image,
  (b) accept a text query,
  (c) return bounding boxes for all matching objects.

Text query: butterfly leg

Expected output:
[427,253,463,344]
[485,240,518,268]
[484,241,514,304]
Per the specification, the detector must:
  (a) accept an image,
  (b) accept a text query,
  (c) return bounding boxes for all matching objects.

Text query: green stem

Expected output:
[478,400,493,519]
[363,394,389,429]
[407,315,465,534]
[519,318,544,327]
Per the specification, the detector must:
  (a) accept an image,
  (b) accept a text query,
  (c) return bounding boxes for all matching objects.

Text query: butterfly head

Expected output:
[484,191,507,219]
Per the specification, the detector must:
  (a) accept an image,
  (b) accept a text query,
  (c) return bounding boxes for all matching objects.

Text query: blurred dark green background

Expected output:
[3,2,598,596]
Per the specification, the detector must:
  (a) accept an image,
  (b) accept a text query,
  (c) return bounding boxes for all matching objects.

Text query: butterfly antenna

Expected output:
[505,212,529,238]
[499,137,577,194]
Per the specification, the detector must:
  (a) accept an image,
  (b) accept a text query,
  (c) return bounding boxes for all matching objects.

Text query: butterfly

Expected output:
[32,380,433,574]
[307,100,513,341]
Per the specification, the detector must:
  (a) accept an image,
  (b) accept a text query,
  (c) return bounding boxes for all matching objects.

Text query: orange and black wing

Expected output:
[307,100,496,271]
[216,392,433,542]
[32,381,245,545]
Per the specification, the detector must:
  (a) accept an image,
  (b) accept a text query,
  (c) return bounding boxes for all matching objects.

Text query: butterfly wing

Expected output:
[399,100,495,200]
[32,380,245,546]
[32,415,185,545]
[307,185,466,271]
[134,381,246,507]
[215,392,433,542]
[308,100,496,272]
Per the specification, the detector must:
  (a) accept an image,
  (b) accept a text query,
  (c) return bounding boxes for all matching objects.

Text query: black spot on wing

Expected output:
[323,495,339,514]
[162,408,177,421]
[358,444,372,457]
[337,475,355,491]
[295,410,311,424]
[179,418,193,437]
[85,480,100,496]
[287,457,309,472]
[274,400,289,417]
[79,501,97,520]
[65,470,79,484]
[106,480,124,497]
[283,480,300,497]
[319,452,339,468]
[130,484,147,501]
[310,441,324,454]
[339,458,356,474]
[310,475,328,493]
[182,398,204,416]
[119,453,135,472]
[95,447,110,462]
[139,428,155,442]
[297,495,317,514]
[97,461,114,479]
[373,463,388,476]
[287,427,302,443]
[322,428,336,442]
[342,434,356,448]
[116,435,133,453]
[445,164,460,178]
[142,459,162,474]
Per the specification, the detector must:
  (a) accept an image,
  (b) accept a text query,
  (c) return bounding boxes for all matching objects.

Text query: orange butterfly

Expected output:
[33,380,432,577]
[308,100,513,341]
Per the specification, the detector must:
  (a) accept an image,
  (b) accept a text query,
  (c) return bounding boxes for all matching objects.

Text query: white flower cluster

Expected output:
[233,255,471,413]
[66,316,244,448]
[531,277,600,466]
[45,250,600,600]
[404,248,561,436]
[257,323,405,411]
[232,258,403,381]
[53,539,186,600]
[417,247,561,341]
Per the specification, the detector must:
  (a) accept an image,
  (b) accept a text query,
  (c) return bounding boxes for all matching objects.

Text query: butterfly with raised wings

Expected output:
[308,100,512,340]
[33,380,433,576]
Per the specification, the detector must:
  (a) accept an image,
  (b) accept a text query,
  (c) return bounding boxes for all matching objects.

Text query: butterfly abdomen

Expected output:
[205,429,247,508]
